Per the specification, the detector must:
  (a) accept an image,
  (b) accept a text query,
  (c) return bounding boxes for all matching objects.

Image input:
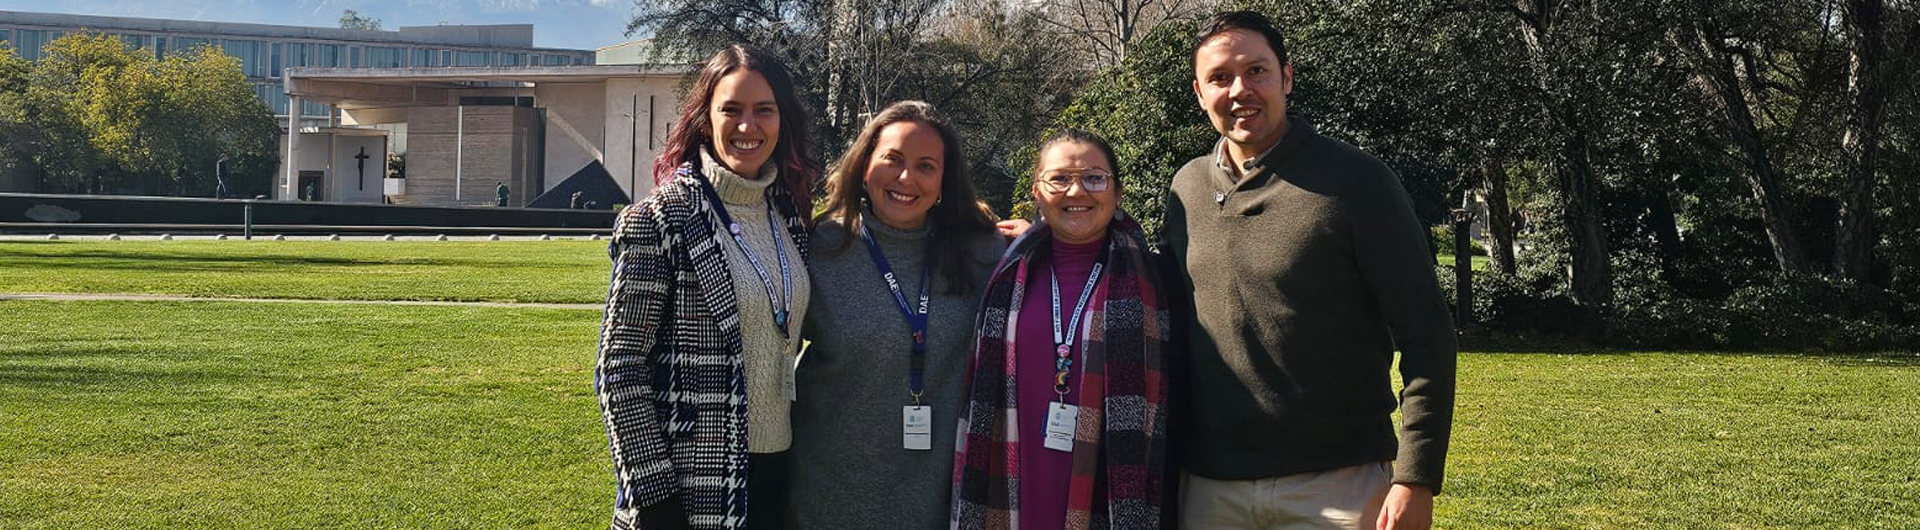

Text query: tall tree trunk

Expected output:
[1558,127,1613,310]
[1515,0,1615,314]
[1682,23,1812,273]
[1835,0,1889,282]
[1481,156,1519,274]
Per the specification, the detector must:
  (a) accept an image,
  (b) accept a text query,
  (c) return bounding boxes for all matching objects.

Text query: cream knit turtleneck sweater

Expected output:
[701,148,809,453]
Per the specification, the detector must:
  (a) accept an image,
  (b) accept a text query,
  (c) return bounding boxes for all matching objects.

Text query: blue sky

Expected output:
[0,0,637,50]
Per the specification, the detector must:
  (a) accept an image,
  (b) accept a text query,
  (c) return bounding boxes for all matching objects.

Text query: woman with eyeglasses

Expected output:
[950,129,1174,530]
[785,101,1005,530]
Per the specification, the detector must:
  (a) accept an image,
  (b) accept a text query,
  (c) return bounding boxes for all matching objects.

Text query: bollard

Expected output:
[1451,208,1475,328]
[243,201,254,240]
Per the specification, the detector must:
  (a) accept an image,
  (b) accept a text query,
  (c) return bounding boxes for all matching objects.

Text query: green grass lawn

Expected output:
[1436,253,1492,272]
[1442,351,1920,528]
[4,242,1916,528]
[2,300,609,528]
[0,240,610,303]
[6,299,1916,527]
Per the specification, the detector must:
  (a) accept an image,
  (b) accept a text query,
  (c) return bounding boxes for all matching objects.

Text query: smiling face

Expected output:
[1192,29,1293,166]
[862,120,946,230]
[1032,140,1118,245]
[707,69,781,177]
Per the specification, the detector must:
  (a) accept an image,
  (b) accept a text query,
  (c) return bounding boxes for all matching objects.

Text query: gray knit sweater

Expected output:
[786,211,1004,530]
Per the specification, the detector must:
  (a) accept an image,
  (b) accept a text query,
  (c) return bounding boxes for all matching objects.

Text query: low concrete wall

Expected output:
[0,192,614,230]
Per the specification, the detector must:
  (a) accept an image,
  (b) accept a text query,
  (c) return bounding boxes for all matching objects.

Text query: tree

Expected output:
[339,10,383,31]
[1027,0,1213,66]
[900,3,1088,211]
[13,33,277,197]
[1831,0,1916,282]
[629,0,1093,211]
[0,44,34,190]
[1040,18,1215,238]
[1664,0,1820,274]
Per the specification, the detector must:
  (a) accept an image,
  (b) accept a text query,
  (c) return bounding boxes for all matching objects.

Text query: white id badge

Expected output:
[1043,402,1078,452]
[783,356,799,402]
[903,405,933,450]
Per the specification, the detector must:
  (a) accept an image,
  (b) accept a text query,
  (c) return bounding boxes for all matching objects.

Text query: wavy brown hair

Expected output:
[653,44,820,208]
[818,101,997,294]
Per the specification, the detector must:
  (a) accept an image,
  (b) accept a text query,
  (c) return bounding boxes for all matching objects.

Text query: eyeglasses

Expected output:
[1038,170,1113,193]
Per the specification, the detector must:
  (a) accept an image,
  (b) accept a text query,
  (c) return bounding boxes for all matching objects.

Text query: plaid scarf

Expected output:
[951,213,1171,530]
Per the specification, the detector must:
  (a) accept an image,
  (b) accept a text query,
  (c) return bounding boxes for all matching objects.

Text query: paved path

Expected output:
[1,292,601,310]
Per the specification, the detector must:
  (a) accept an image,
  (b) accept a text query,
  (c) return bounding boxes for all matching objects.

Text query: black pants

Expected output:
[746,450,790,529]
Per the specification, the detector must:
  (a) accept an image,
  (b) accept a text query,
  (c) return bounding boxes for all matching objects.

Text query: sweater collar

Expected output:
[1212,112,1315,189]
[860,204,929,243]
[701,148,777,206]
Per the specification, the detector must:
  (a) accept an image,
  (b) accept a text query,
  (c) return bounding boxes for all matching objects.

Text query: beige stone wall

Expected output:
[406,105,542,207]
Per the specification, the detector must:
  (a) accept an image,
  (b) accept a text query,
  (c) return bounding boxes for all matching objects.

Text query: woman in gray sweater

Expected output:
[786,101,1004,529]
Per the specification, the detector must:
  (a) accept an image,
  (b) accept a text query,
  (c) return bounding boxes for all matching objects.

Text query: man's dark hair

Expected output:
[1192,11,1290,69]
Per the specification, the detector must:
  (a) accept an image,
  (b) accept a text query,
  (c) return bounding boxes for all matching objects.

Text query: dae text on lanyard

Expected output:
[859,224,934,451]
[1043,243,1107,453]
[692,172,793,339]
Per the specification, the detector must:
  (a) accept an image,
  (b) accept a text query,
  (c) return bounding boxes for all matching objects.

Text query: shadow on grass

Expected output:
[1459,334,1636,355]
[0,361,246,388]
[1460,340,1920,367]
[0,250,565,271]
[0,339,150,359]
[1814,352,1920,367]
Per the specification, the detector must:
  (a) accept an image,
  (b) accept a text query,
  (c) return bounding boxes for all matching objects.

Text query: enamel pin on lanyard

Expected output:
[1044,249,1105,453]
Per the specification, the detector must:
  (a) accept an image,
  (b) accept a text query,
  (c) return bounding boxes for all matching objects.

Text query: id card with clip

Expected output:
[1043,402,1078,452]
[903,405,933,451]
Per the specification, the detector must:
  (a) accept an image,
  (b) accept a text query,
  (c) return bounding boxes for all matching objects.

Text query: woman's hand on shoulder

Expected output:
[995,218,1031,241]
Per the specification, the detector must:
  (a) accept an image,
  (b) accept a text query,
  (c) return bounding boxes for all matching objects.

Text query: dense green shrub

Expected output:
[1439,250,1920,352]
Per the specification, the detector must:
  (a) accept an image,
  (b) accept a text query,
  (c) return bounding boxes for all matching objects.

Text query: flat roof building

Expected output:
[0,10,688,207]
[282,63,693,207]
[0,10,595,127]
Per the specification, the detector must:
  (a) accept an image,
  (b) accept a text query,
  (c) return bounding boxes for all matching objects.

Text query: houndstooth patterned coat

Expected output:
[596,167,810,530]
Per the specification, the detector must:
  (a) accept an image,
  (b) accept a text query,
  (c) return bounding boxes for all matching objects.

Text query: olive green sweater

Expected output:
[1161,114,1457,491]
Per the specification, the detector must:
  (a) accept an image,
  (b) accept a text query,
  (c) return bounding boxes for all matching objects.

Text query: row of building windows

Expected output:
[0,27,593,77]
[252,84,332,117]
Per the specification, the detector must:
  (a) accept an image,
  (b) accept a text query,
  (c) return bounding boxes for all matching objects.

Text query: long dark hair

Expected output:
[819,101,997,294]
[653,44,819,208]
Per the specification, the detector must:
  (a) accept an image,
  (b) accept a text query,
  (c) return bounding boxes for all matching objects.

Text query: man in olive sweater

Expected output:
[1163,11,1457,530]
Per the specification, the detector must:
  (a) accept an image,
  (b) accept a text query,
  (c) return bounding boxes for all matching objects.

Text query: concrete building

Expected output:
[282,63,693,207]
[0,10,595,128]
[0,10,691,207]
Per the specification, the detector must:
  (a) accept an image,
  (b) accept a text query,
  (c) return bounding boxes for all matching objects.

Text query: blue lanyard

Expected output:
[693,172,793,339]
[859,224,931,402]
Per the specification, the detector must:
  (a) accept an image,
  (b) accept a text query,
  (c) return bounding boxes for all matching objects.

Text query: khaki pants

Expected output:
[1179,462,1392,530]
